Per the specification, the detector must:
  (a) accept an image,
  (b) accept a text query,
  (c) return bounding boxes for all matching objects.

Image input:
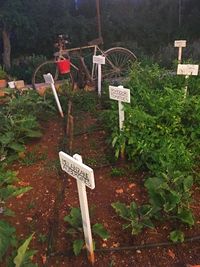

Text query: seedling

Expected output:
[110,167,125,177]
[64,207,109,256]
[112,201,155,235]
[38,233,47,243]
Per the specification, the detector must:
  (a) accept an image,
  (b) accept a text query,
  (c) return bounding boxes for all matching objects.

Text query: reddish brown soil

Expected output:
[6,113,200,267]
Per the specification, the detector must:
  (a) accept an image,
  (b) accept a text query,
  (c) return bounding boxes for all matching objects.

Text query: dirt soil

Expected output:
[7,112,200,267]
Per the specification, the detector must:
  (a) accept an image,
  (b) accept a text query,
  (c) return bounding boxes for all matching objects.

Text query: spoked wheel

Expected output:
[102,47,137,84]
[32,60,74,90]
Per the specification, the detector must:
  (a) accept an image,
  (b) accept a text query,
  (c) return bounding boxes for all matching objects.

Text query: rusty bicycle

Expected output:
[32,35,137,90]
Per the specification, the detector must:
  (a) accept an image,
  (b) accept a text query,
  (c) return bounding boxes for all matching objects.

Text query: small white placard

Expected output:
[43,73,54,84]
[177,64,199,76]
[174,40,187,48]
[59,151,95,189]
[109,86,130,103]
[93,55,105,65]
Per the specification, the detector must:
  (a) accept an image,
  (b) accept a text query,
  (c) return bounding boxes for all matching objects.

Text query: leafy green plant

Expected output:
[103,63,200,239]
[0,89,56,163]
[110,167,125,177]
[37,234,47,244]
[0,168,35,265]
[64,207,109,256]
[21,148,47,166]
[0,66,7,79]
[13,234,37,267]
[112,201,154,235]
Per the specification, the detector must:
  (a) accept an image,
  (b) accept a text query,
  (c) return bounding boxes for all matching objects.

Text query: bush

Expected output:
[9,55,47,84]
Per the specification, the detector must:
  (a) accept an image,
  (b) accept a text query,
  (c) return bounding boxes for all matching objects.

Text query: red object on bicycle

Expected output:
[57,59,70,74]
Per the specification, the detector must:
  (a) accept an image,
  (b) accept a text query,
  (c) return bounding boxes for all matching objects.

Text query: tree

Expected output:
[0,0,30,70]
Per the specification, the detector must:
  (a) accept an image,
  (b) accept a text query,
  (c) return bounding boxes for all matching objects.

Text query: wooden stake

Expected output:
[69,115,74,154]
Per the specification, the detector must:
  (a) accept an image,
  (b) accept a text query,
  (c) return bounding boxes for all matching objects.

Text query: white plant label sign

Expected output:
[177,64,199,76]
[109,85,130,103]
[174,40,187,47]
[93,55,105,65]
[59,152,95,263]
[93,55,105,97]
[43,73,64,118]
[109,85,131,130]
[43,73,54,84]
[59,151,95,189]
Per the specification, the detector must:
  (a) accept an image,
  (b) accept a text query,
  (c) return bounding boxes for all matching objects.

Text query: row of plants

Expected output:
[0,89,56,164]
[101,63,200,242]
[0,88,58,266]
[0,167,37,266]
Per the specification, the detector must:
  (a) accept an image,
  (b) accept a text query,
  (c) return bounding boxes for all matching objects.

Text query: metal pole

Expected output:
[96,0,102,38]
[179,0,182,27]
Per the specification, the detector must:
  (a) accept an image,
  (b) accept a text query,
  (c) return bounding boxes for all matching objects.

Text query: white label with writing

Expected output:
[43,73,54,84]
[59,151,95,189]
[109,86,130,103]
[93,55,105,65]
[177,64,199,76]
[174,40,187,47]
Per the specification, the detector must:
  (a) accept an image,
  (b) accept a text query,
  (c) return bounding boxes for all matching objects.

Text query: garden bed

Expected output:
[6,113,200,267]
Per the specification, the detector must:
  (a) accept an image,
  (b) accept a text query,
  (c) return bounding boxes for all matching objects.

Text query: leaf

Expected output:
[111,202,130,219]
[169,230,184,243]
[64,207,82,228]
[0,220,16,260]
[163,191,181,212]
[73,239,84,256]
[183,176,193,191]
[8,143,25,152]
[177,208,194,226]
[25,130,42,138]
[3,208,15,217]
[12,186,32,198]
[129,202,137,218]
[66,228,78,235]
[14,233,34,267]
[92,223,110,240]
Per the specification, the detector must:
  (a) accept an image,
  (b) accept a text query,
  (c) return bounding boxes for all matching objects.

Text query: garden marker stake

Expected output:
[109,85,131,131]
[93,55,105,96]
[174,40,186,63]
[43,73,64,118]
[109,85,130,158]
[59,152,95,265]
[177,64,199,98]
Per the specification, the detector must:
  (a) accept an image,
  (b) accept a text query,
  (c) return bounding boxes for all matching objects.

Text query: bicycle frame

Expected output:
[54,44,114,82]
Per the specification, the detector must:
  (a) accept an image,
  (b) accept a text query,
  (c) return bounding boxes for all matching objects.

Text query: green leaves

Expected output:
[13,234,36,267]
[111,202,130,219]
[64,207,109,256]
[169,230,184,243]
[0,220,16,260]
[112,201,154,235]
[64,207,82,229]
[105,63,199,239]
[177,208,194,226]
[92,224,110,240]
[73,239,84,256]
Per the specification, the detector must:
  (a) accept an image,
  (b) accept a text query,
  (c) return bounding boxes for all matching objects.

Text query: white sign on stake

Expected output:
[174,40,187,48]
[109,85,130,131]
[177,64,199,76]
[93,55,105,96]
[59,151,95,264]
[174,40,187,63]
[43,73,64,118]
[59,151,95,189]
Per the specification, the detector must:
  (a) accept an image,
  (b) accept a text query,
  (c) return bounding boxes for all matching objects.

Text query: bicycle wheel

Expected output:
[32,60,73,90]
[101,47,136,83]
